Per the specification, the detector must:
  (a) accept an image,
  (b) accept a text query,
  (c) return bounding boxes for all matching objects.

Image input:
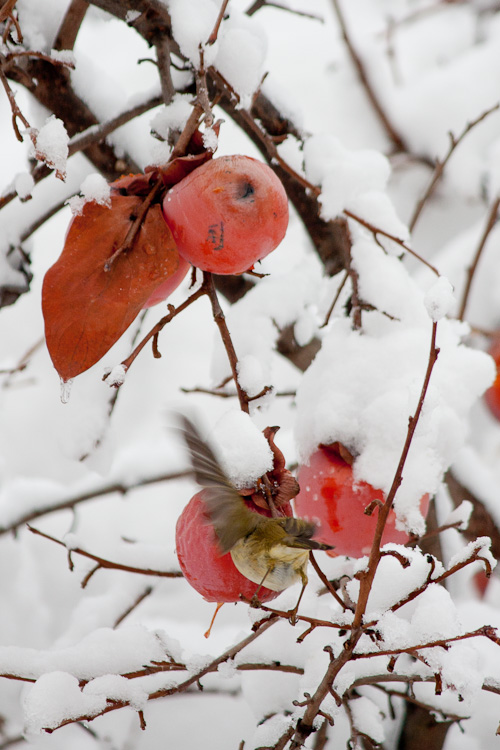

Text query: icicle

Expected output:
[60,377,73,404]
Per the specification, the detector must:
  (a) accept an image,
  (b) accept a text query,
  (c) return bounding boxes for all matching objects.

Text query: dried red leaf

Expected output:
[42,196,178,381]
[113,149,215,197]
[157,152,214,188]
[320,441,356,466]
[243,427,299,514]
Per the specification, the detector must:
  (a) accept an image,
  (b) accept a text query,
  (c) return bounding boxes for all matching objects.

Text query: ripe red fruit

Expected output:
[162,155,289,275]
[484,337,500,421]
[176,491,289,603]
[294,447,429,558]
[142,254,190,308]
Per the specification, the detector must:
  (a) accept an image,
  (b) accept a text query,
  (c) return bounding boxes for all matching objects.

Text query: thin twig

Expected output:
[203,273,250,413]
[0,469,191,536]
[113,586,154,628]
[155,36,176,104]
[207,0,230,44]
[458,195,500,321]
[352,321,439,630]
[246,0,324,21]
[0,94,162,211]
[409,103,500,231]
[321,270,349,328]
[344,209,440,276]
[351,625,500,660]
[309,552,349,610]
[119,284,206,374]
[330,0,407,152]
[41,616,280,732]
[27,525,184,580]
[0,61,31,141]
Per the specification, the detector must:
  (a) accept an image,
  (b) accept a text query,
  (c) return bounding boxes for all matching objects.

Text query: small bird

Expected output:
[178,415,333,618]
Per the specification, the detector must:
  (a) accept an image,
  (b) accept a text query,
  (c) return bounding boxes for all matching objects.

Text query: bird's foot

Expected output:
[240,593,263,608]
[250,593,263,608]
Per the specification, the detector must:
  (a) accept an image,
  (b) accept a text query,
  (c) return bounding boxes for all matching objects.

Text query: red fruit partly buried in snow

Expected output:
[162,155,289,275]
[294,447,429,558]
[176,491,291,603]
[484,337,500,421]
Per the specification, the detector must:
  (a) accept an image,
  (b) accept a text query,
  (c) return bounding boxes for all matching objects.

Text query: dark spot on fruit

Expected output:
[129,213,137,222]
[207,222,224,251]
[239,182,255,200]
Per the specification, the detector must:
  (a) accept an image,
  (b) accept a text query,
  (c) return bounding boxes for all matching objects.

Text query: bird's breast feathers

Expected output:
[230,537,309,592]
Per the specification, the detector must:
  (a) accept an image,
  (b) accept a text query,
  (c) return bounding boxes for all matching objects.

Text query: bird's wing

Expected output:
[178,415,259,554]
[278,517,334,551]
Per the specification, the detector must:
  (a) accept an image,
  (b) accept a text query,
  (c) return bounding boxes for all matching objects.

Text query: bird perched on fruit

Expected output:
[178,415,333,617]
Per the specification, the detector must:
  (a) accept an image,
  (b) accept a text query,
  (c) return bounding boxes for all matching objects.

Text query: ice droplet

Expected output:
[60,377,73,404]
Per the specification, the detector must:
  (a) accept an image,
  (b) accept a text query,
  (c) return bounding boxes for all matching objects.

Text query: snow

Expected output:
[214,12,268,109]
[50,49,76,66]
[407,584,463,643]
[104,364,127,389]
[31,115,69,181]
[237,354,267,398]
[212,410,273,488]
[350,696,385,744]
[67,173,111,216]
[424,276,456,321]
[203,124,219,152]
[166,0,219,65]
[3,2,500,749]
[0,625,167,681]
[295,311,494,533]
[447,537,497,575]
[304,134,393,223]
[150,95,193,141]
[443,500,473,531]
[24,671,106,733]
[14,172,34,200]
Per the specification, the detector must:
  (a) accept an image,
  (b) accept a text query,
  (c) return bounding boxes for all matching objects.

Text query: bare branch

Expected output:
[352,321,440,630]
[113,587,154,628]
[458,195,500,321]
[409,103,500,231]
[0,469,191,536]
[203,272,250,413]
[330,0,407,152]
[41,616,280,732]
[53,0,89,50]
[27,525,184,580]
[344,209,440,276]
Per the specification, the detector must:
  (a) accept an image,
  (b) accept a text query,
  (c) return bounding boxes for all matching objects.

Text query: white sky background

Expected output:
[1,0,500,748]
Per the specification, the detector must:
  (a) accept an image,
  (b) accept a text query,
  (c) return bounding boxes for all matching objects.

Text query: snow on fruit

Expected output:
[162,155,289,274]
[294,446,430,558]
